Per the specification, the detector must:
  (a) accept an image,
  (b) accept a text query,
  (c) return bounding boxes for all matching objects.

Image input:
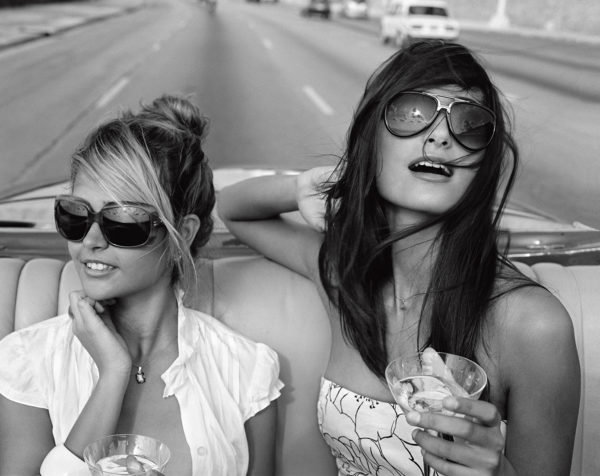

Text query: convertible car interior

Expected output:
[0,255,597,475]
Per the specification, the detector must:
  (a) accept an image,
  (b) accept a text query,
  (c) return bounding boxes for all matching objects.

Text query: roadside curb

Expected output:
[332,14,600,46]
[458,20,600,46]
[0,1,144,52]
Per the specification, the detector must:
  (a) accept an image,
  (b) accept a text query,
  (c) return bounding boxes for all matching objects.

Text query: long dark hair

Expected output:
[318,41,535,379]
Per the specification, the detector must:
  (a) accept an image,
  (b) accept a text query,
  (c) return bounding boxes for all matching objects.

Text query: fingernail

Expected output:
[406,411,420,424]
[444,397,459,410]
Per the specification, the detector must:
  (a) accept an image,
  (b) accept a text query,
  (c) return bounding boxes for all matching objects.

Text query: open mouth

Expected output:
[408,160,453,177]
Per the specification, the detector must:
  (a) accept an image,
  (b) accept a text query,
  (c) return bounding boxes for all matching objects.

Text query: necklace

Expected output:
[130,325,179,384]
[397,292,425,311]
[131,336,179,384]
[134,365,147,384]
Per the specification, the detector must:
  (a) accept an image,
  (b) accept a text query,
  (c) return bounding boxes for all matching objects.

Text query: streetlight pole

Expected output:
[490,0,510,28]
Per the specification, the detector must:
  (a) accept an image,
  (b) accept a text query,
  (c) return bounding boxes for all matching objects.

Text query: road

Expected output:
[0,0,598,228]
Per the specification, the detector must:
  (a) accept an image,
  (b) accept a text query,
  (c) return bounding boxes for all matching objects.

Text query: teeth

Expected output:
[410,160,451,176]
[85,262,114,271]
[415,160,448,171]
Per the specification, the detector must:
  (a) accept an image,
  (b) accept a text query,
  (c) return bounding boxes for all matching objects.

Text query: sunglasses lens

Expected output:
[103,206,153,247]
[449,103,495,150]
[55,199,90,241]
[385,93,437,136]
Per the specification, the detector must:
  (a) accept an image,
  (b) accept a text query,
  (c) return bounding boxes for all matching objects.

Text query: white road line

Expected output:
[96,77,129,109]
[262,38,273,50]
[302,85,334,116]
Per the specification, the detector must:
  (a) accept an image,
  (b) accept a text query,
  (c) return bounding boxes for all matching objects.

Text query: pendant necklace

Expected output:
[134,364,147,384]
[130,330,179,384]
[132,337,178,384]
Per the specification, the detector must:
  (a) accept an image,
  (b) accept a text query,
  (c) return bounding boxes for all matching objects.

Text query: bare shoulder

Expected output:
[490,282,579,387]
[495,284,574,345]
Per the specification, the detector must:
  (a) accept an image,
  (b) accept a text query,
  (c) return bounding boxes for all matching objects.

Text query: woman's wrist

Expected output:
[96,368,130,391]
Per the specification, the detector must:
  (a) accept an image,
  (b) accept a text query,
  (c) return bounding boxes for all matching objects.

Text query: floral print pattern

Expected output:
[317,377,433,476]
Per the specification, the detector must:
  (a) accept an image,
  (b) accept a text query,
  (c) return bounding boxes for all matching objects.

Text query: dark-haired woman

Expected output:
[0,95,282,476]
[218,42,580,475]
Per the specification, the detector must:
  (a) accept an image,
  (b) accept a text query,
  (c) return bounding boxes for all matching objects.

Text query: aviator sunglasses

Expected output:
[384,91,496,151]
[54,195,164,248]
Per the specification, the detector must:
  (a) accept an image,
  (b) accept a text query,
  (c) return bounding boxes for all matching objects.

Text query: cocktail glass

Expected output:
[385,348,487,476]
[83,434,170,476]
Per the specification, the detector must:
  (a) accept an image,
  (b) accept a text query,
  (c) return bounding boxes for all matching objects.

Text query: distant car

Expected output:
[301,0,331,19]
[380,0,460,48]
[340,0,368,19]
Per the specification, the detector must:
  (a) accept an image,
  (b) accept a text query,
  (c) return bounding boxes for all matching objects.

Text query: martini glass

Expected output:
[385,349,487,476]
[83,434,170,476]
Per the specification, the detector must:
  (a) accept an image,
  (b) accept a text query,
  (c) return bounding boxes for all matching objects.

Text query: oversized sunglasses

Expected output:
[384,91,496,151]
[54,195,164,248]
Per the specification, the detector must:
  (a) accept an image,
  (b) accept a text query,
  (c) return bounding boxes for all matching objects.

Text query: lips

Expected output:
[408,159,453,177]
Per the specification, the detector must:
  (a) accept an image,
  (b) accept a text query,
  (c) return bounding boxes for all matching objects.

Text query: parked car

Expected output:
[340,0,368,19]
[380,0,460,48]
[300,0,331,19]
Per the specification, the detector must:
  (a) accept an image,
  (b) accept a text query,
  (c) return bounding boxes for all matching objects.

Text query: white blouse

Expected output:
[0,297,283,476]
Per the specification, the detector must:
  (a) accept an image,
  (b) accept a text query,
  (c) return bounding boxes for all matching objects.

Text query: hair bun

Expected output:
[146,95,209,141]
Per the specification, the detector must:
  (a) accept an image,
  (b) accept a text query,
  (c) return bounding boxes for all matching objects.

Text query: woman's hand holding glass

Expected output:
[386,348,507,475]
[68,291,131,378]
[296,166,337,232]
[407,395,507,475]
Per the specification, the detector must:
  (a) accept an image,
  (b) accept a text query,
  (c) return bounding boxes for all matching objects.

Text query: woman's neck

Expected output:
[110,283,180,365]
[385,212,440,317]
[390,220,438,278]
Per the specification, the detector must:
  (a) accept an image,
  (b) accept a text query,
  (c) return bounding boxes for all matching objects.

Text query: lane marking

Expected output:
[302,85,334,116]
[262,38,273,50]
[96,77,129,109]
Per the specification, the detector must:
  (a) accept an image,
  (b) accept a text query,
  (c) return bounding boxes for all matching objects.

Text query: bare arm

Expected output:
[501,287,580,475]
[218,168,334,281]
[64,376,129,458]
[0,395,54,475]
[245,401,278,476]
[64,294,131,458]
[410,287,580,476]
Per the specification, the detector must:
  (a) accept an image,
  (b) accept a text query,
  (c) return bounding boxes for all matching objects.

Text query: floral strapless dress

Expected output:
[317,377,429,476]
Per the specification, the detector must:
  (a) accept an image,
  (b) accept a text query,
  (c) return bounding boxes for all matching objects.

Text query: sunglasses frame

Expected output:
[383,91,497,151]
[54,195,164,248]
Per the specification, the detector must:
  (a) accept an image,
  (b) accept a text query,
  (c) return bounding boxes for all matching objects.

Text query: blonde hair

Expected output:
[70,95,215,293]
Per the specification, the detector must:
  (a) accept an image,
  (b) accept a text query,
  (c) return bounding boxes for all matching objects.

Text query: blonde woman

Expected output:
[0,95,282,476]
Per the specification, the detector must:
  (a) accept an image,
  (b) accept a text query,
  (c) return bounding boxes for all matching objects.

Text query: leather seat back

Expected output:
[0,257,598,475]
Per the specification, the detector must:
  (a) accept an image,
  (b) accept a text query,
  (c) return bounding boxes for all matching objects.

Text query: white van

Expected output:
[380,0,460,47]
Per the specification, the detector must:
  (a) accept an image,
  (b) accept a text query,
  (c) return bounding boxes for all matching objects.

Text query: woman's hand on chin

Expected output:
[68,290,132,378]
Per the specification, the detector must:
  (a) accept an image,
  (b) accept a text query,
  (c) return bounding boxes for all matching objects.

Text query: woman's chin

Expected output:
[79,285,120,303]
